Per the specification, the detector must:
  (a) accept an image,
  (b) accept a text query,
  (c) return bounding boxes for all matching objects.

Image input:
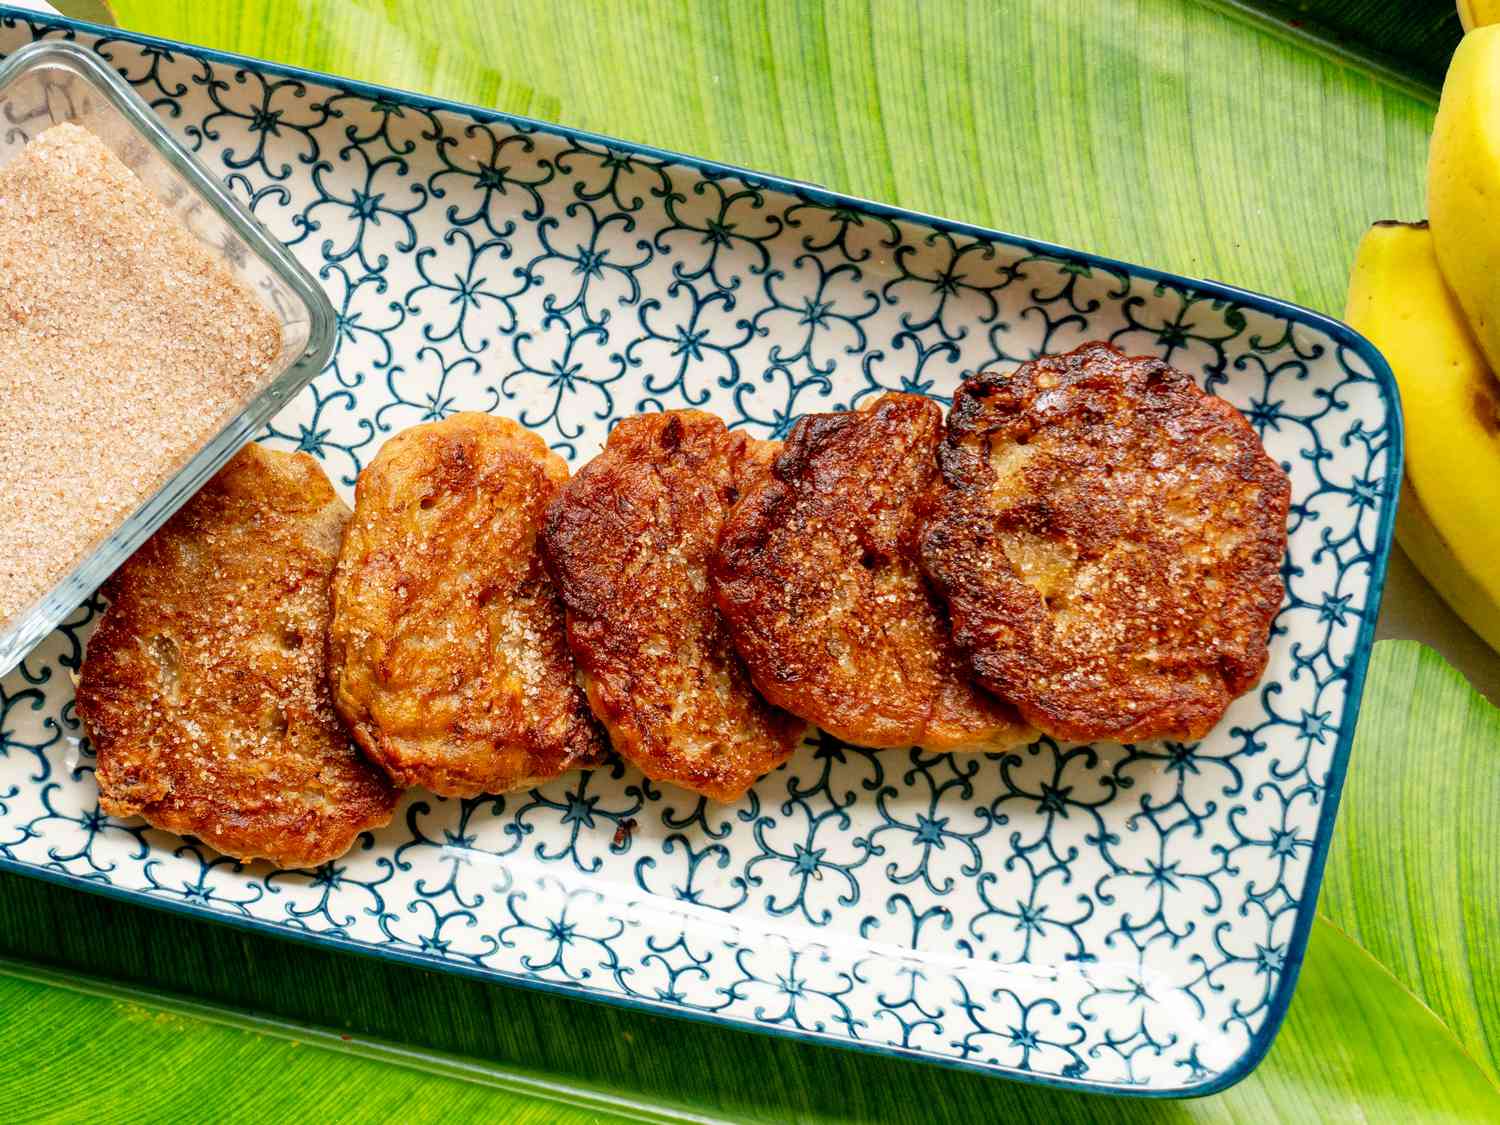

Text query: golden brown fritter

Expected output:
[75,444,399,869]
[920,342,1290,743]
[328,412,603,796]
[711,393,1034,752]
[543,411,805,803]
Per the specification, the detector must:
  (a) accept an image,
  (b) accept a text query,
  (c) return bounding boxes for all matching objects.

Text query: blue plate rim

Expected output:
[0,3,1405,1100]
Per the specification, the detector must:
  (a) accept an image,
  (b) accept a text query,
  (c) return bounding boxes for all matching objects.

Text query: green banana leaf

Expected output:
[5,1,1497,1120]
[0,961,649,1125]
[1321,640,1500,1087]
[0,960,657,1125]
[1246,0,1464,84]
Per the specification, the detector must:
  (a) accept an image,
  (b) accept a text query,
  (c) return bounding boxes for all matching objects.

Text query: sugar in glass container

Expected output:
[0,40,335,676]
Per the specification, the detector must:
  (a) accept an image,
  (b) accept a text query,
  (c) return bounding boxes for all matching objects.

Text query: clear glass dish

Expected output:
[0,40,335,677]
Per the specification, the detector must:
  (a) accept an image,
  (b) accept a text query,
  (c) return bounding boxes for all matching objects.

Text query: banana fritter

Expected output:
[920,342,1290,743]
[329,413,604,796]
[75,444,399,869]
[711,393,1034,752]
[543,411,805,803]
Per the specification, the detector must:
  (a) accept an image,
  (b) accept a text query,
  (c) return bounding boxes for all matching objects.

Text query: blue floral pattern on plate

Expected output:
[0,10,1399,1097]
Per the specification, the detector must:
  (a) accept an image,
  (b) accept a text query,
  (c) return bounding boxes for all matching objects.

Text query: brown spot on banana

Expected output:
[1475,377,1500,438]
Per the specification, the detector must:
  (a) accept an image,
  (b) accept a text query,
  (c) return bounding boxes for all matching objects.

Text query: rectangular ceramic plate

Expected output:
[0,8,1400,1098]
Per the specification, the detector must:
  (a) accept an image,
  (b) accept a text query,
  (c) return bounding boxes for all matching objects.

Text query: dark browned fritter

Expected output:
[711,393,1034,752]
[328,412,604,796]
[920,342,1290,743]
[75,444,399,869]
[543,411,806,802]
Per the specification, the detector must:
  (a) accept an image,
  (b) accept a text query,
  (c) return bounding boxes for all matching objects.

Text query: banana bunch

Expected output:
[1343,9,1500,656]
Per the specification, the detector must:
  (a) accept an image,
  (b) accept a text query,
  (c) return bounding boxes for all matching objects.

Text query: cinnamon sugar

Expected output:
[0,123,282,624]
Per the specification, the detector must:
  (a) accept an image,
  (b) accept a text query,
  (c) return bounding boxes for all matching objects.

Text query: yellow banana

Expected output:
[1458,0,1500,31]
[1430,27,1500,376]
[1345,221,1500,657]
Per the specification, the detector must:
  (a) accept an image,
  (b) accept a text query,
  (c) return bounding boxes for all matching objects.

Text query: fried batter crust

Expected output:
[75,444,398,868]
[711,393,1033,752]
[921,342,1290,743]
[543,411,805,802]
[329,413,603,796]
